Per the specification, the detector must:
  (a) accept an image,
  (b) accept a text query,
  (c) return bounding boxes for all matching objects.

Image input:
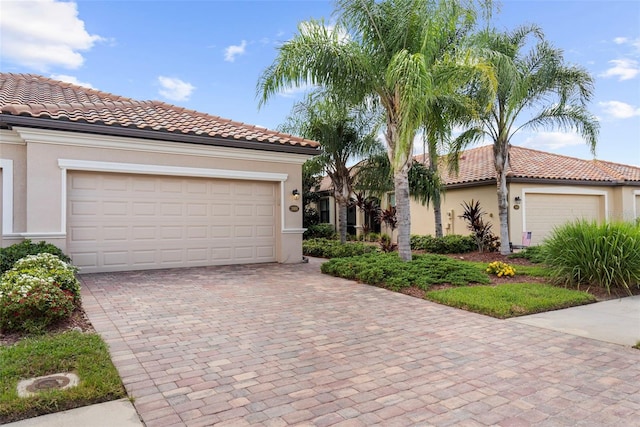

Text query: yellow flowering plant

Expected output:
[486,261,516,277]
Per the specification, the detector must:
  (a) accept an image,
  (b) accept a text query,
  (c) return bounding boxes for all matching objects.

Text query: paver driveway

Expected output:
[81,259,640,427]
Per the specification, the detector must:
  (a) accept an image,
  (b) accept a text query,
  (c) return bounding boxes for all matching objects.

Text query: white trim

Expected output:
[58,159,289,182]
[0,130,25,145]
[61,168,67,235]
[4,232,66,238]
[59,158,295,233]
[282,228,307,234]
[0,159,13,235]
[521,187,609,234]
[16,127,312,165]
[633,190,640,220]
[280,182,286,233]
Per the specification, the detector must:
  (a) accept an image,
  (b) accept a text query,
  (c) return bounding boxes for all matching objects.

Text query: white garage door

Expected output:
[67,171,277,273]
[525,193,603,245]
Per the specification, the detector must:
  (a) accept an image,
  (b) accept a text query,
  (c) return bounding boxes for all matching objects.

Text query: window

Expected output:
[319,198,330,223]
[387,192,396,207]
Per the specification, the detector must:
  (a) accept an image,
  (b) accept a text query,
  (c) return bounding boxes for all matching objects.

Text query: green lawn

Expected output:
[319,251,597,318]
[426,283,596,318]
[0,331,126,423]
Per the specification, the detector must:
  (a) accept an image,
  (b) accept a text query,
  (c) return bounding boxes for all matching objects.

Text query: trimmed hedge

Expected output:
[303,224,337,240]
[0,240,71,274]
[410,234,476,254]
[303,238,377,258]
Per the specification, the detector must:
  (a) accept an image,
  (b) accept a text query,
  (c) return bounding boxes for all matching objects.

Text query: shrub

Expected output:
[508,245,545,263]
[0,240,71,274]
[320,252,490,291]
[303,238,377,258]
[410,234,476,254]
[379,234,396,253]
[486,261,516,277]
[0,254,80,333]
[303,223,337,240]
[542,220,640,295]
[0,276,74,333]
[459,200,499,252]
[5,253,81,305]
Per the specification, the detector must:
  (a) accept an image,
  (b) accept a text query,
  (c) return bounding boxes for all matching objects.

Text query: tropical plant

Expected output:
[258,0,495,260]
[542,220,640,295]
[379,206,398,232]
[279,93,381,243]
[453,26,599,254]
[302,159,323,227]
[350,192,381,237]
[459,200,499,253]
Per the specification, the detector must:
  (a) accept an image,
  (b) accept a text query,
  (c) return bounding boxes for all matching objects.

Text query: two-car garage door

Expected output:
[67,171,277,273]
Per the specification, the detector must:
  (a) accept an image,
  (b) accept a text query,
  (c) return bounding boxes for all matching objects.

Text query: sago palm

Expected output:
[454,25,599,254]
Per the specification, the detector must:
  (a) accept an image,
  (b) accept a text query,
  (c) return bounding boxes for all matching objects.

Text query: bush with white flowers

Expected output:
[0,253,79,333]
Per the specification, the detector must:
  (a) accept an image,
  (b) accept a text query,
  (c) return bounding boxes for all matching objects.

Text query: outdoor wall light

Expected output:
[292,189,300,200]
[514,196,521,205]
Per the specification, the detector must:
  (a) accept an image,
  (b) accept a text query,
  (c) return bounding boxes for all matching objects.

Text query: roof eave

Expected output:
[0,113,320,156]
[444,176,635,188]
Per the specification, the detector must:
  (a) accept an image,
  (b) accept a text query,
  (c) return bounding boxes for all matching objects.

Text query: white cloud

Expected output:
[278,82,316,98]
[600,59,639,81]
[599,101,640,119]
[224,40,247,62]
[612,36,640,50]
[522,131,585,150]
[50,74,95,89]
[157,76,195,102]
[0,0,103,71]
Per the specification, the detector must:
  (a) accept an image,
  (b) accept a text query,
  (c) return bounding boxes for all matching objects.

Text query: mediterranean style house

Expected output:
[317,145,640,247]
[0,73,318,272]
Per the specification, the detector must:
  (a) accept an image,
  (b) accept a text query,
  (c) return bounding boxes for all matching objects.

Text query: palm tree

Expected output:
[280,93,381,243]
[258,0,494,260]
[453,26,599,254]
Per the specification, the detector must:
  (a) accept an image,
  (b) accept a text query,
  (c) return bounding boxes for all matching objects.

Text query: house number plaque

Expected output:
[289,205,300,212]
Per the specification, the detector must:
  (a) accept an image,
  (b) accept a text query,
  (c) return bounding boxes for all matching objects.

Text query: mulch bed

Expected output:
[0,308,95,347]
[403,250,640,301]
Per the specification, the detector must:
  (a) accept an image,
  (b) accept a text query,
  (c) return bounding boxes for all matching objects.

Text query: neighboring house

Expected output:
[317,145,640,247]
[0,73,318,273]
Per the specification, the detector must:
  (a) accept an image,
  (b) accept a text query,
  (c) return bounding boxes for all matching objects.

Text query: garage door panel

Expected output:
[67,172,277,273]
[525,193,602,245]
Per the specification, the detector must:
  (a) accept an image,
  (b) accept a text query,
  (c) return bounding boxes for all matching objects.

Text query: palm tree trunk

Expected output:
[337,198,348,244]
[394,164,412,261]
[429,147,443,238]
[433,191,443,237]
[495,146,511,255]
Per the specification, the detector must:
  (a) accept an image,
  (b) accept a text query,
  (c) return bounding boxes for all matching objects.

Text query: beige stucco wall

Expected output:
[1,127,310,263]
[410,185,499,237]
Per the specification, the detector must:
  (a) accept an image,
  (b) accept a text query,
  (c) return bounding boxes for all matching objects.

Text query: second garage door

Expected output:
[67,171,277,273]
[524,193,603,245]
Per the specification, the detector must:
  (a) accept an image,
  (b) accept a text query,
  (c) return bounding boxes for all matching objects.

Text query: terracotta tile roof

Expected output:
[0,73,319,151]
[426,145,640,185]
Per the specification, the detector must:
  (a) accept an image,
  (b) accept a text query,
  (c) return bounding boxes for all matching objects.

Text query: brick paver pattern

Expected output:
[81,259,640,427]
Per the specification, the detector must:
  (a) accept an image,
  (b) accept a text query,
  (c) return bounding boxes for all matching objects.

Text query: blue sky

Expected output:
[1,0,639,166]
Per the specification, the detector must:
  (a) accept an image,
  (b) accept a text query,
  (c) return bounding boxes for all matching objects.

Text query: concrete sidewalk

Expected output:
[4,399,143,427]
[510,294,640,346]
